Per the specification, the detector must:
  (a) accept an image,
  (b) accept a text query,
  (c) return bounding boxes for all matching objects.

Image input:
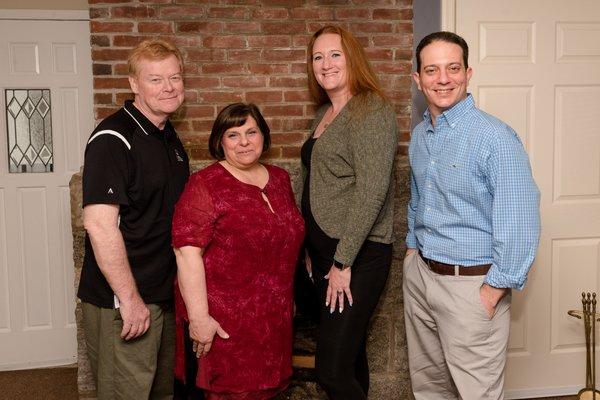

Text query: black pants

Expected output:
[308,241,392,400]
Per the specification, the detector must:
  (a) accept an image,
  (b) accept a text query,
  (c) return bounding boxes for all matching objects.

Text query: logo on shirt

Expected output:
[174,149,184,162]
[108,188,114,195]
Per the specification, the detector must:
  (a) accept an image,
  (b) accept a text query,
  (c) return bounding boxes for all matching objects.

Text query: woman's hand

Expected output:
[325,266,353,313]
[305,249,313,281]
[189,314,229,358]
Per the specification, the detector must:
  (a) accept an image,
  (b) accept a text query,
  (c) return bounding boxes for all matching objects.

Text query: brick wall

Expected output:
[82,0,414,397]
[88,0,413,160]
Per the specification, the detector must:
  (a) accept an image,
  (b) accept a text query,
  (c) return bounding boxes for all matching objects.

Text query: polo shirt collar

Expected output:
[422,93,475,130]
[123,100,173,138]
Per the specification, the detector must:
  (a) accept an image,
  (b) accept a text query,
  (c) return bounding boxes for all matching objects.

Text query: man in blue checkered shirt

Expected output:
[403,31,540,399]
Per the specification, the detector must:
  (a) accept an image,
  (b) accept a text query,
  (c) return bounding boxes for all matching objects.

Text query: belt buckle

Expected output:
[454,265,460,276]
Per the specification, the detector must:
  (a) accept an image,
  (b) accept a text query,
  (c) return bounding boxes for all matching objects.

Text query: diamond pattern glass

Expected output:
[5,89,53,173]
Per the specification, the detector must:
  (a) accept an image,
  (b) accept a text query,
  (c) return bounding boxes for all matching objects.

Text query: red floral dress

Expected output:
[172,162,305,399]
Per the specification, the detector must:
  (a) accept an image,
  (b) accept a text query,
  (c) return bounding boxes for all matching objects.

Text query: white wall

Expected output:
[0,0,87,10]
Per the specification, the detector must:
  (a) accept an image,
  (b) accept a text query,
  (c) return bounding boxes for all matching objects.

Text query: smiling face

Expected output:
[221,115,264,170]
[128,54,184,129]
[413,40,473,120]
[311,33,350,98]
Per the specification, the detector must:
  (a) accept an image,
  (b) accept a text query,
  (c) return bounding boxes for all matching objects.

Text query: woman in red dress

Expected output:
[171,103,305,399]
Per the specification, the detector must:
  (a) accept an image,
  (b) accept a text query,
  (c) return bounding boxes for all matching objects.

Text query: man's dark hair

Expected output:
[415,31,469,72]
[209,103,271,160]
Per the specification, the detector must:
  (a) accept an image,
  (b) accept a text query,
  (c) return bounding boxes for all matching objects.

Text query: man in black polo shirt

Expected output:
[78,39,189,399]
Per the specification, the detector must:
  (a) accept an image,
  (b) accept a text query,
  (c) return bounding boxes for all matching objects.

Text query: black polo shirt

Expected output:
[78,100,190,308]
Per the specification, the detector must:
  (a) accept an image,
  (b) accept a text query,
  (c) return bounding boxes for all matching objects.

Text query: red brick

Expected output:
[281,146,301,158]
[262,21,306,35]
[227,49,261,62]
[223,22,261,34]
[373,8,413,20]
[350,22,393,33]
[184,90,198,103]
[265,118,283,131]
[397,127,411,141]
[291,63,306,74]
[94,92,113,104]
[177,21,223,34]
[290,8,333,20]
[394,48,413,61]
[247,35,291,48]
[95,106,119,120]
[185,48,221,62]
[186,77,221,89]
[355,0,393,4]
[261,146,282,159]
[262,0,302,6]
[222,76,267,88]
[394,22,412,33]
[372,61,412,74]
[178,133,210,146]
[364,48,394,61]
[139,0,172,3]
[93,63,112,75]
[166,36,204,47]
[335,8,371,19]
[198,92,244,103]
[202,63,248,74]
[182,105,215,118]
[183,63,199,74]
[271,132,305,145]
[292,34,311,47]
[91,35,110,47]
[189,147,212,161]
[314,0,349,4]
[385,90,412,102]
[397,144,408,156]
[262,105,303,117]
[111,6,156,19]
[248,63,290,74]
[269,76,307,88]
[171,120,192,133]
[138,21,173,33]
[203,36,246,49]
[372,34,412,47]
[261,49,305,62]
[114,63,129,75]
[91,21,134,33]
[89,0,124,3]
[307,22,350,33]
[94,77,131,89]
[219,0,260,4]
[192,120,215,132]
[115,92,134,104]
[208,6,248,19]
[282,118,313,131]
[92,49,130,61]
[113,35,149,47]
[246,90,283,103]
[283,90,311,102]
[251,8,289,19]
[160,6,205,19]
[89,7,109,19]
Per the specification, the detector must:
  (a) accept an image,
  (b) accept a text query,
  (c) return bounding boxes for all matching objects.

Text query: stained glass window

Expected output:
[5,89,53,173]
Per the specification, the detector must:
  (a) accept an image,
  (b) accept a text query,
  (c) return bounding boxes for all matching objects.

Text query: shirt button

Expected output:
[428,184,432,188]
[426,207,431,211]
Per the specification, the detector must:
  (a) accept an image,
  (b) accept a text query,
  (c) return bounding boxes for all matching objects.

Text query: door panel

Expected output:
[0,19,92,370]
[445,0,600,397]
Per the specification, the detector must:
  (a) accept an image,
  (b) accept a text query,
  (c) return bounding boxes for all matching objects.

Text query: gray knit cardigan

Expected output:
[302,92,398,266]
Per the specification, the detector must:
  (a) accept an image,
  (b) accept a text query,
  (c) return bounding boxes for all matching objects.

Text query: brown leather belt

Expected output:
[419,251,491,276]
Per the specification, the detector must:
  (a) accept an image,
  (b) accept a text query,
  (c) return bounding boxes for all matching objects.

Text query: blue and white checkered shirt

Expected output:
[406,94,540,290]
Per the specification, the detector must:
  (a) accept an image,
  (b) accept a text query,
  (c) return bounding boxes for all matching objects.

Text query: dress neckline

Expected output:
[216,161,270,193]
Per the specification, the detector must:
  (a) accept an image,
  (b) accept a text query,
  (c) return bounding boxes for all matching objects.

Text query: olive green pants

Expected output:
[82,302,175,400]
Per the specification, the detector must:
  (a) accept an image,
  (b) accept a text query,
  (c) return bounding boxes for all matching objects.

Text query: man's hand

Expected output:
[479,283,507,319]
[405,248,417,258]
[118,294,150,340]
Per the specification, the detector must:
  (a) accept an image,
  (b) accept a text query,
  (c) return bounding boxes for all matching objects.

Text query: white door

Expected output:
[443,0,600,397]
[0,15,93,370]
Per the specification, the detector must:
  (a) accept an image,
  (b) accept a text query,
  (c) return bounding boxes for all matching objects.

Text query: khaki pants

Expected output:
[403,252,511,400]
[82,302,175,400]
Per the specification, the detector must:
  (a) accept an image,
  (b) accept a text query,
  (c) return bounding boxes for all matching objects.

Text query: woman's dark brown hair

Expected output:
[208,103,271,160]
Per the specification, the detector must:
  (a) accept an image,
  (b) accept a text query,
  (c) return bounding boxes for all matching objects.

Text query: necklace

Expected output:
[322,106,339,130]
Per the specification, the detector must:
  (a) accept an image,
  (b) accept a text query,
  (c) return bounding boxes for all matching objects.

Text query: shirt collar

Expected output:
[422,93,476,130]
[123,100,173,138]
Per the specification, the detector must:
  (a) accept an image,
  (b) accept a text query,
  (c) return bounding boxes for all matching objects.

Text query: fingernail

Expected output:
[339,307,343,313]
[325,301,329,307]
[309,273,312,278]
[330,308,333,314]
[349,301,353,307]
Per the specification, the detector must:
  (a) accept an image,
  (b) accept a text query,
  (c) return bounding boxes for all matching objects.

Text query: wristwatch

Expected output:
[333,260,350,270]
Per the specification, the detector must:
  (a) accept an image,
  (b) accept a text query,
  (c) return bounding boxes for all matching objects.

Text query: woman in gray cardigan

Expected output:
[301,25,398,400]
